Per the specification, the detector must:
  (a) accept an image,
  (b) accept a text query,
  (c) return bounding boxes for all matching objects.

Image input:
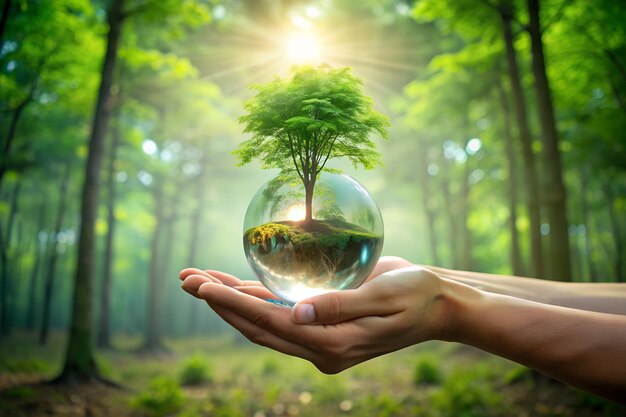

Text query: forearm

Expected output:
[428,265,626,315]
[443,279,626,402]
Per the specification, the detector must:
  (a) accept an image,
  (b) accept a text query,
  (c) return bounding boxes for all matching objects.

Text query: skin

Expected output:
[179,256,626,403]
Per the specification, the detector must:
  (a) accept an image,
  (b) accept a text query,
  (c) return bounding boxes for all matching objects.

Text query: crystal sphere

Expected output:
[243,173,384,304]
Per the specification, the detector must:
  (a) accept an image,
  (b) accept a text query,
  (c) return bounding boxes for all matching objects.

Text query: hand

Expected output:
[179,257,454,374]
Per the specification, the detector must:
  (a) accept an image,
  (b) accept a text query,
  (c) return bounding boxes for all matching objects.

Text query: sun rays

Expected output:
[194,7,420,101]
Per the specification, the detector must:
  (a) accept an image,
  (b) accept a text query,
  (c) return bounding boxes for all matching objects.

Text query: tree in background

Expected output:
[59,0,126,383]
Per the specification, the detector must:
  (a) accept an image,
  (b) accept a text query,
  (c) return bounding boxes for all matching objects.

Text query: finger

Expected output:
[180,268,215,281]
[197,282,313,342]
[234,285,279,300]
[206,302,317,361]
[203,270,258,287]
[292,280,401,325]
[181,274,219,298]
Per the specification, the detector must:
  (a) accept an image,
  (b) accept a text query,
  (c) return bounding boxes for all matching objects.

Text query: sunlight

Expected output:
[284,33,320,64]
[286,205,306,221]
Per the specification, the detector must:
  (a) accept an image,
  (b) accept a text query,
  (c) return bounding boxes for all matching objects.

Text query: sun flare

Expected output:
[284,33,321,64]
[286,205,306,221]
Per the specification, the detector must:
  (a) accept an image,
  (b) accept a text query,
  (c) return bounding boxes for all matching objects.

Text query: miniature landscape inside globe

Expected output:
[243,173,384,304]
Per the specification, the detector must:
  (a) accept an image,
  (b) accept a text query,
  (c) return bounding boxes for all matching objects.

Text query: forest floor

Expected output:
[0,332,624,417]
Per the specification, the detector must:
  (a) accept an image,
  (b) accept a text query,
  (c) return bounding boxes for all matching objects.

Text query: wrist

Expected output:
[434,278,487,343]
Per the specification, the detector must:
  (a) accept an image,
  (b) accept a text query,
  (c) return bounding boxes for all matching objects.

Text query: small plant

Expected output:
[310,375,349,406]
[261,356,281,376]
[362,393,404,417]
[413,355,443,385]
[131,376,185,416]
[180,354,213,386]
[503,365,533,385]
[430,366,502,417]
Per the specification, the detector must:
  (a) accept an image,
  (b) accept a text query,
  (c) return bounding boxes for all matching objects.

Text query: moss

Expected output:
[245,219,379,251]
[245,223,293,245]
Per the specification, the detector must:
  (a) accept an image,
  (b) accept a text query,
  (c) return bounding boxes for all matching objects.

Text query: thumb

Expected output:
[291,285,398,325]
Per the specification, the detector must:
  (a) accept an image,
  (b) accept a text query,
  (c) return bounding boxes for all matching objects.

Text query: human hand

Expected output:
[179,257,456,374]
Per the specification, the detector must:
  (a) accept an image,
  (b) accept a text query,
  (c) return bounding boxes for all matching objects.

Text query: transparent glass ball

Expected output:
[243,173,384,304]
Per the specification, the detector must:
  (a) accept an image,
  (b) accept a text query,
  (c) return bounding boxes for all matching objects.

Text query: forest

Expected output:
[1,0,625,416]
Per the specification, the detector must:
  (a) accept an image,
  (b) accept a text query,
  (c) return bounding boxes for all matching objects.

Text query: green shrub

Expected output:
[180,354,213,386]
[413,356,443,385]
[430,367,502,417]
[362,393,404,417]
[261,356,280,376]
[311,375,348,405]
[503,365,533,385]
[131,377,185,416]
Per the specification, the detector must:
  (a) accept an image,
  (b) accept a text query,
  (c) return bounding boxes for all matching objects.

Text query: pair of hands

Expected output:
[180,256,457,374]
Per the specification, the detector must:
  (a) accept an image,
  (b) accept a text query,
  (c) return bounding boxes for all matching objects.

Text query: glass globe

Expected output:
[243,173,384,304]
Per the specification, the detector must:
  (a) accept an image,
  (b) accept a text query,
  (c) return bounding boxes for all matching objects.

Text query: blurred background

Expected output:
[0,0,625,416]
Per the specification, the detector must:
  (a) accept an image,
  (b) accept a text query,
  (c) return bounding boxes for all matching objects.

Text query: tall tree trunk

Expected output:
[97,119,120,349]
[187,153,209,335]
[39,166,70,345]
[0,179,21,336]
[440,157,459,268]
[527,0,571,281]
[0,95,32,191]
[58,0,125,383]
[26,199,47,330]
[460,139,472,270]
[603,183,624,282]
[159,204,180,339]
[579,170,598,282]
[418,142,440,265]
[0,0,11,47]
[143,184,165,351]
[497,80,524,276]
[499,3,544,277]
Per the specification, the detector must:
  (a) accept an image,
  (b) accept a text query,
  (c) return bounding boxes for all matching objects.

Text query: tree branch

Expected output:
[540,0,572,35]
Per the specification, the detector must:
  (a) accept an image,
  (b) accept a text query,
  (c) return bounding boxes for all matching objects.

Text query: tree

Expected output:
[58,0,126,383]
[526,0,571,280]
[235,64,389,222]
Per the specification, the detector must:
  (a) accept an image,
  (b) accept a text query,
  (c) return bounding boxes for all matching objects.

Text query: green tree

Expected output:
[235,64,389,222]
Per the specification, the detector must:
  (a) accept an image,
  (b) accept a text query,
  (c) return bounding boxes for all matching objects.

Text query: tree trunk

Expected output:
[304,179,314,223]
[603,183,624,282]
[26,199,47,330]
[460,141,472,271]
[187,152,209,335]
[159,203,180,339]
[39,165,70,345]
[526,0,571,281]
[499,3,544,277]
[97,119,120,349]
[143,183,165,351]
[0,103,27,193]
[57,0,125,383]
[0,0,11,47]
[440,157,459,268]
[0,179,21,336]
[418,142,440,265]
[579,170,598,282]
[497,80,524,276]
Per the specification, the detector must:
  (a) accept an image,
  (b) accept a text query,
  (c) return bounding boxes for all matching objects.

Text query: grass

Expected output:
[0,332,624,417]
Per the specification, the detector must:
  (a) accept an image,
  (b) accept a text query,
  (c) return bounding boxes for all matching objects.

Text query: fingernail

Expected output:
[293,304,315,324]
